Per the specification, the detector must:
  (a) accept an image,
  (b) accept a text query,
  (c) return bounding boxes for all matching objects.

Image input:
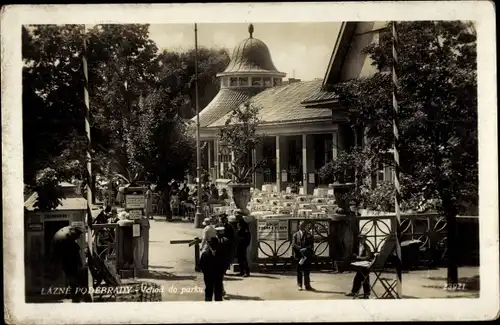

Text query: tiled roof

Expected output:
[25,192,86,211]
[301,87,340,104]
[209,80,332,127]
[24,192,101,217]
[195,88,262,128]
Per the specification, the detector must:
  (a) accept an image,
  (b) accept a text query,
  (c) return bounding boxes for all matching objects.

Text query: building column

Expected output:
[302,134,308,195]
[214,140,220,179]
[275,136,282,193]
[306,135,315,194]
[302,134,316,195]
[332,130,338,159]
[207,140,213,179]
[253,142,264,190]
[279,136,289,191]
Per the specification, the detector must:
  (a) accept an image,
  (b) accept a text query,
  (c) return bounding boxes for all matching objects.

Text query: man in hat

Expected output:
[215,225,230,297]
[219,188,229,201]
[345,236,375,299]
[292,221,314,291]
[201,217,217,252]
[199,236,226,301]
[217,214,235,274]
[235,210,251,277]
[51,224,88,302]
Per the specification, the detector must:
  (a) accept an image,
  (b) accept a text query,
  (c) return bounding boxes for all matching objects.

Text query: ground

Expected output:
[133,218,479,301]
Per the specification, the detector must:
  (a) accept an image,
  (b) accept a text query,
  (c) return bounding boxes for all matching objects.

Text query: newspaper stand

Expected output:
[24,182,98,297]
[119,186,150,278]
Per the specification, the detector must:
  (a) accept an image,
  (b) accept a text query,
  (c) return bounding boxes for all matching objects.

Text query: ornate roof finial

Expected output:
[248,23,254,38]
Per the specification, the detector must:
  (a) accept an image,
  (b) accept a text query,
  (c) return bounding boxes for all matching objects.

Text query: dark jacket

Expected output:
[236,220,251,247]
[199,246,226,279]
[292,230,314,260]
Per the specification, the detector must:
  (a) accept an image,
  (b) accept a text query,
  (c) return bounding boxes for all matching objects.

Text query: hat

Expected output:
[202,217,211,226]
[71,224,86,234]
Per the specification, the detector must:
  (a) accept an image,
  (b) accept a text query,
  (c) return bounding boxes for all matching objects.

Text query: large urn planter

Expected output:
[328,183,358,270]
[228,183,258,264]
[228,183,252,216]
[329,183,355,213]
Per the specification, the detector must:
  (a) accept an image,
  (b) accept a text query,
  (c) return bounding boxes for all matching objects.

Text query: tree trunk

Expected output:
[443,196,459,284]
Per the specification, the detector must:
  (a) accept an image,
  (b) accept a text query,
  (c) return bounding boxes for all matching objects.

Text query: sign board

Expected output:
[128,209,143,220]
[258,219,289,240]
[281,171,288,182]
[125,195,145,209]
[132,224,141,237]
[71,221,85,228]
[308,173,315,184]
[28,223,43,232]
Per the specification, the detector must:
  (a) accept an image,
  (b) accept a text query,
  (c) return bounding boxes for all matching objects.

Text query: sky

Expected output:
[148,22,341,81]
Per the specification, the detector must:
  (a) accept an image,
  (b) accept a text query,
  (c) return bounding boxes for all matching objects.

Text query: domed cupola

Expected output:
[217,24,286,89]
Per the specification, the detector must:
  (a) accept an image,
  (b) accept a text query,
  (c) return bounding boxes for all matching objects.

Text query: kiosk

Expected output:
[24,182,100,296]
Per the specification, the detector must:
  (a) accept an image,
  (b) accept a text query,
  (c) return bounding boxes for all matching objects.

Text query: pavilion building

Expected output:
[194,22,390,195]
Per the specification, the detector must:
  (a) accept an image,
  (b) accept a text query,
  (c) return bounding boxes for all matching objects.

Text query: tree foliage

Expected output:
[22,24,228,210]
[324,21,477,216]
[218,102,264,183]
[323,21,477,284]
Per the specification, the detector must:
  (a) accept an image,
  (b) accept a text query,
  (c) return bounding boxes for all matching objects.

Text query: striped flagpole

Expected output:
[82,24,94,302]
[392,21,403,299]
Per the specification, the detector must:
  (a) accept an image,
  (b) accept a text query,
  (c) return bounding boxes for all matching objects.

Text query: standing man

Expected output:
[199,237,226,301]
[292,221,314,291]
[235,210,251,277]
[217,214,235,275]
[51,225,88,302]
[201,217,217,252]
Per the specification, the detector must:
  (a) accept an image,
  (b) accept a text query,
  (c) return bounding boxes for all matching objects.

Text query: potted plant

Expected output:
[219,101,263,216]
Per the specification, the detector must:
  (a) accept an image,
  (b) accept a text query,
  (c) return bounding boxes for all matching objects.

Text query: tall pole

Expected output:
[82,24,94,302]
[194,23,203,228]
[392,21,403,298]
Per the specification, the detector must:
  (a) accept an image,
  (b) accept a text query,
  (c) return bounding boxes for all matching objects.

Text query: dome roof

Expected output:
[218,24,285,76]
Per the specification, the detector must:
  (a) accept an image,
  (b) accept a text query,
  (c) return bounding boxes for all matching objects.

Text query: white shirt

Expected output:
[202,225,217,241]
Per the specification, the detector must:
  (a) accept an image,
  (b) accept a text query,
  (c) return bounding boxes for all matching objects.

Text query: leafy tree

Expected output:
[218,101,264,183]
[325,21,477,284]
[32,168,64,211]
[23,24,228,215]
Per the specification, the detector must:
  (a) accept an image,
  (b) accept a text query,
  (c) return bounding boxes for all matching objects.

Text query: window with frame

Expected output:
[230,77,238,87]
[263,77,272,87]
[273,78,282,86]
[238,77,249,86]
[252,77,263,86]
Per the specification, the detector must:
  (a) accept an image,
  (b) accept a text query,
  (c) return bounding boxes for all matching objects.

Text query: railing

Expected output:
[255,213,479,270]
[91,223,119,279]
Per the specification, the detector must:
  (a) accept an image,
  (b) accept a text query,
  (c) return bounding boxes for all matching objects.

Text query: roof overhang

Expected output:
[199,118,348,140]
[217,71,287,78]
[322,22,357,87]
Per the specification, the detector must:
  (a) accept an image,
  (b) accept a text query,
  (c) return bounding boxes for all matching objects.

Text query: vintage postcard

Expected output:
[1,1,498,324]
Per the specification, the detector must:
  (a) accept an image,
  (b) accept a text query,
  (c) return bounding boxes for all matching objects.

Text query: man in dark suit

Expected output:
[235,211,251,277]
[217,214,235,274]
[198,237,226,301]
[292,221,314,291]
